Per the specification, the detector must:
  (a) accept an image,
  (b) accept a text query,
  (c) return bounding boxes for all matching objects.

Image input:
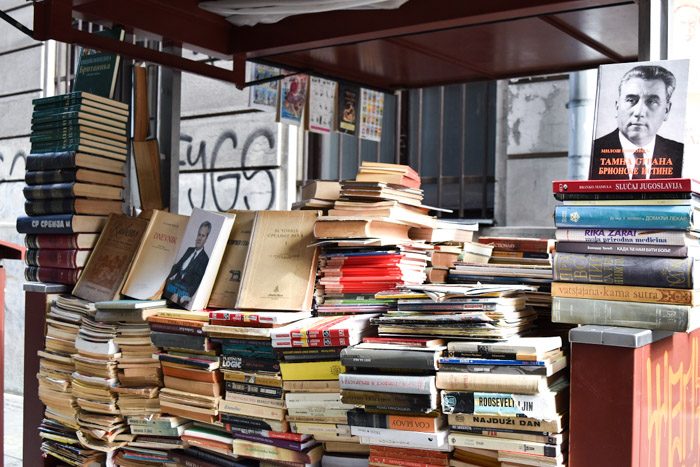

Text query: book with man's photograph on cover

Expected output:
[162,208,235,311]
[589,59,690,180]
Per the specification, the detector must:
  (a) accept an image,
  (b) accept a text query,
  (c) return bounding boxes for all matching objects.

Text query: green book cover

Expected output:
[73,27,125,99]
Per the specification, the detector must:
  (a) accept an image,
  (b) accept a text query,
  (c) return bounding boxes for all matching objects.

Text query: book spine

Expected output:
[220,400,286,421]
[231,431,308,452]
[228,426,306,443]
[272,337,354,348]
[552,178,692,193]
[150,332,208,351]
[552,296,693,331]
[220,413,285,432]
[149,322,204,336]
[450,426,560,444]
[352,426,447,450]
[225,391,286,409]
[552,252,694,288]
[223,371,283,388]
[23,183,76,201]
[24,266,81,285]
[25,249,80,268]
[367,456,442,467]
[554,205,692,229]
[224,381,284,399]
[441,391,560,419]
[339,373,435,395]
[16,215,79,235]
[220,355,280,373]
[447,413,562,434]
[477,238,551,253]
[436,372,543,394]
[279,361,344,381]
[25,170,77,185]
[128,425,181,437]
[340,348,437,371]
[346,410,441,433]
[157,354,214,370]
[551,281,696,305]
[554,228,688,245]
[340,390,434,409]
[555,240,689,257]
[25,199,76,216]
[25,152,77,171]
[448,432,560,457]
[232,439,312,464]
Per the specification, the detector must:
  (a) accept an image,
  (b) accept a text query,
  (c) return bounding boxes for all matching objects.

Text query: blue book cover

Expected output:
[438,357,546,366]
[554,205,693,229]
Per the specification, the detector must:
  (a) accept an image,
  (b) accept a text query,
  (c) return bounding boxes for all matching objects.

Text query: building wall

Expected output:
[0,0,43,395]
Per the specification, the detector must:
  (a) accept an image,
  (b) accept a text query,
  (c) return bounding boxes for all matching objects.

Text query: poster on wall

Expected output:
[588,59,689,180]
[337,83,359,136]
[278,74,309,126]
[359,88,385,142]
[248,63,281,112]
[306,76,337,134]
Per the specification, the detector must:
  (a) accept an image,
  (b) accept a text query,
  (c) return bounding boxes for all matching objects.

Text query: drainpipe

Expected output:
[567,69,597,179]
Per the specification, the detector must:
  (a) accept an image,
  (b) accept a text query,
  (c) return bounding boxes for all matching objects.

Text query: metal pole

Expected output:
[158,44,182,212]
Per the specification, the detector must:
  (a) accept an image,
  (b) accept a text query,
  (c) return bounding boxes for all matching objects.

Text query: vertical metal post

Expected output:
[459,84,467,218]
[417,89,423,174]
[638,0,668,61]
[394,91,402,164]
[338,134,344,179]
[158,44,182,212]
[437,86,445,212]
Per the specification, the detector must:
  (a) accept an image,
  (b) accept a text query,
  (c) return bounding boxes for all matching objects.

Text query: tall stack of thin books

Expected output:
[17,92,129,285]
[551,178,700,332]
[38,295,105,465]
[273,315,376,459]
[438,337,569,467]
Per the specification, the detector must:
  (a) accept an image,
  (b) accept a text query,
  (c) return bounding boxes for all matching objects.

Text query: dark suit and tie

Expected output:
[164,246,210,305]
[589,129,684,180]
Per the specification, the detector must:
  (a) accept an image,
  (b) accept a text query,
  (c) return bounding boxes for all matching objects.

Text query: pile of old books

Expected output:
[551,178,700,331]
[17,91,129,285]
[294,179,342,212]
[439,337,569,467]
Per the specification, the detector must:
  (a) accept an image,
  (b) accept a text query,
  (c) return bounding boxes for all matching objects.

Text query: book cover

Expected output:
[235,210,319,311]
[306,76,337,134]
[359,88,385,142]
[554,205,694,229]
[208,210,256,308]
[72,214,148,302]
[248,63,281,112]
[121,210,189,300]
[278,74,308,126]
[337,84,359,135]
[589,59,690,180]
[163,208,236,310]
[73,27,126,99]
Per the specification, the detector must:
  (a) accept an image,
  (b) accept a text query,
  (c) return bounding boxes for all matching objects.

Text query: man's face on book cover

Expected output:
[616,77,671,146]
[195,225,210,250]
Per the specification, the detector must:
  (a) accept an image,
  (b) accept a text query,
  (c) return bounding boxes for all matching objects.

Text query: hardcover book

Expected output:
[589,59,690,180]
[16,214,107,234]
[208,210,257,308]
[162,208,236,310]
[73,27,125,99]
[72,214,148,302]
[25,151,125,175]
[121,210,189,300]
[236,210,320,312]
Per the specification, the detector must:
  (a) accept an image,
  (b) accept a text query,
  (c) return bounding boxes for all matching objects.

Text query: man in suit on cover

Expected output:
[589,64,684,180]
[165,221,211,307]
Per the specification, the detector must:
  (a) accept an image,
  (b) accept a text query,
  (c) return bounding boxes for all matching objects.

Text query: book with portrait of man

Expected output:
[162,208,236,311]
[589,59,690,180]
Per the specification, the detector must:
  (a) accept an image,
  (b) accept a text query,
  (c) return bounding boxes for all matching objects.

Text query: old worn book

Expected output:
[162,208,236,310]
[23,182,122,201]
[73,27,125,99]
[132,65,149,141]
[16,214,107,234]
[25,168,124,187]
[25,198,123,216]
[25,151,125,175]
[301,180,342,201]
[208,210,257,309]
[121,210,189,300]
[236,210,320,312]
[314,216,411,241]
[72,214,149,302]
[132,139,163,210]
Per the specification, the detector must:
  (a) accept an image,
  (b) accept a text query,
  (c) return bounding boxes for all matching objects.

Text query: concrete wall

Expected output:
[0,1,43,395]
[501,77,570,227]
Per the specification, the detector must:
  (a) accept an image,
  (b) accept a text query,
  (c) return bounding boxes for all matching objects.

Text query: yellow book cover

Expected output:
[279,360,345,381]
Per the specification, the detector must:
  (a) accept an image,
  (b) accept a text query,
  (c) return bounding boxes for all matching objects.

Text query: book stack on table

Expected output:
[17,92,129,285]
[293,179,342,212]
[273,315,377,461]
[412,221,479,284]
[37,295,106,465]
[551,178,700,331]
[438,337,569,467]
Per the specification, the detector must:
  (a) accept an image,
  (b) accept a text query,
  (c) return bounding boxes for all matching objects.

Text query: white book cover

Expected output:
[339,373,436,395]
[307,76,337,134]
[162,208,235,310]
[589,59,690,180]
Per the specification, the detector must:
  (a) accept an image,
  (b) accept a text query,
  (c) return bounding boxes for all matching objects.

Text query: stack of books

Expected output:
[94,300,165,418]
[72,311,126,453]
[273,315,376,458]
[439,337,569,467]
[147,309,222,425]
[38,295,105,465]
[372,284,538,341]
[294,179,342,212]
[551,178,700,331]
[17,92,129,285]
[411,220,480,284]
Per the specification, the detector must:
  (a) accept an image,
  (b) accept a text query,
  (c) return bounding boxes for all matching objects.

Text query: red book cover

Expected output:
[552,178,697,194]
[208,319,274,328]
[477,236,554,254]
[25,249,86,268]
[273,337,354,348]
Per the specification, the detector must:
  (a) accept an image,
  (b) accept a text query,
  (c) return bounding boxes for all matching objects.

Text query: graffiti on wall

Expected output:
[178,113,280,215]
